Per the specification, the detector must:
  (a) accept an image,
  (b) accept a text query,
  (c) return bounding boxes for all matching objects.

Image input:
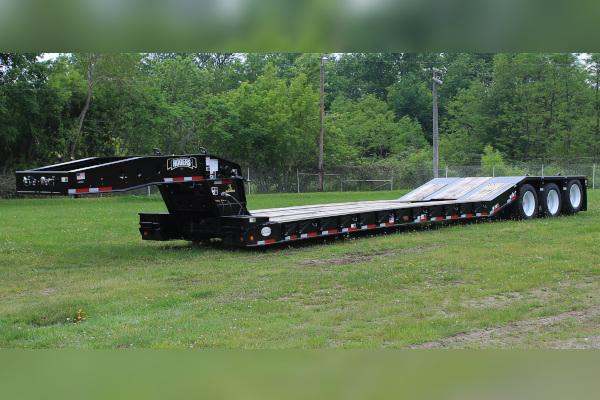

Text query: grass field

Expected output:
[1,190,599,349]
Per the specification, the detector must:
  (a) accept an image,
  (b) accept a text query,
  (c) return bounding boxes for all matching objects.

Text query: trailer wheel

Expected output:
[539,183,561,217]
[561,180,583,215]
[513,184,538,220]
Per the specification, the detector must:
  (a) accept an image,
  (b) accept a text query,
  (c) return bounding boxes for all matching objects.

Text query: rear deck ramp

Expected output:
[400,176,524,203]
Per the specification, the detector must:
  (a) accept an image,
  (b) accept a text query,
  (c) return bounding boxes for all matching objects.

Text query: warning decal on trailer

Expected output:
[206,156,219,178]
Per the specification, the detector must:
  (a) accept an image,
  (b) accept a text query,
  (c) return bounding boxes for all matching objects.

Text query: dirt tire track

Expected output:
[406,303,600,349]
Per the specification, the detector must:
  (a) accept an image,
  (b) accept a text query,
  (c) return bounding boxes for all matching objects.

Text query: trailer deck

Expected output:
[15,152,588,247]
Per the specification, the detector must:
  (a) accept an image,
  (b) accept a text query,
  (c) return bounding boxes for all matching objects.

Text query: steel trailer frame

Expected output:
[15,153,588,248]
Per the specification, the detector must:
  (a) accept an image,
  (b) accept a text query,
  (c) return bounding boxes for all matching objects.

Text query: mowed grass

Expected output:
[1,189,599,349]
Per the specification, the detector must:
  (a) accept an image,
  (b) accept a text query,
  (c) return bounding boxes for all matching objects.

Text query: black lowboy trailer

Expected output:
[15,152,588,247]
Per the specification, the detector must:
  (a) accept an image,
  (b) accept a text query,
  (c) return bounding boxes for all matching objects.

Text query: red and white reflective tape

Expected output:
[257,239,276,245]
[285,235,298,240]
[430,217,443,221]
[461,214,474,218]
[380,222,395,227]
[414,218,428,223]
[68,187,112,194]
[342,226,358,232]
[164,176,204,183]
[361,224,377,230]
[476,212,488,216]
[322,229,338,235]
[446,215,459,219]
[301,232,317,238]
[214,179,233,185]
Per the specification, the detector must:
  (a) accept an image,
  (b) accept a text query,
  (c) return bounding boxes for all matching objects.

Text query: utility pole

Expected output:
[318,54,327,192]
[432,68,443,178]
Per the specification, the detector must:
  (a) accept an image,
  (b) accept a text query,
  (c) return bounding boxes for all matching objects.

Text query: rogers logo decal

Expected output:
[167,157,197,170]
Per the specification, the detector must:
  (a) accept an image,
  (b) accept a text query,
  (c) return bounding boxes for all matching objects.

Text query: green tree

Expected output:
[483,53,593,160]
[67,53,147,158]
[480,145,504,176]
[328,53,402,103]
[222,62,323,189]
[586,53,600,161]
[0,53,47,170]
[392,116,429,158]
[330,95,428,161]
[330,95,398,160]
[440,83,487,164]
[388,74,433,141]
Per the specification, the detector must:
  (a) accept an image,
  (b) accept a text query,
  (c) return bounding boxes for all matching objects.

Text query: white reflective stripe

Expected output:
[69,188,94,194]
[164,177,195,182]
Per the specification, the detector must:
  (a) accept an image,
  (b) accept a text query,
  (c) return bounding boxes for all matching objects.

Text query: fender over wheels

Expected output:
[562,179,583,215]
[513,184,538,220]
[539,183,561,217]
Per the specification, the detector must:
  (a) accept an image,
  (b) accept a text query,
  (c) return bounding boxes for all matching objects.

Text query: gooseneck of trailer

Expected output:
[15,152,588,247]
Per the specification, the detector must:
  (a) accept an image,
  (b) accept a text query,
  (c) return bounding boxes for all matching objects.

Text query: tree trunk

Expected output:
[70,53,99,159]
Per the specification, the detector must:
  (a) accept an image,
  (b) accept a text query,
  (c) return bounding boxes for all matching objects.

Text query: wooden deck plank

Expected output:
[250,199,468,223]
[430,177,492,200]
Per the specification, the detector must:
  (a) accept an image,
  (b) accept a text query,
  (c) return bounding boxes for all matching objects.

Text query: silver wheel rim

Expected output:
[522,191,536,217]
[569,184,581,208]
[547,189,560,215]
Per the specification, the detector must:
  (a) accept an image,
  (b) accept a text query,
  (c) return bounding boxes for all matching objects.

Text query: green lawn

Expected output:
[1,190,599,348]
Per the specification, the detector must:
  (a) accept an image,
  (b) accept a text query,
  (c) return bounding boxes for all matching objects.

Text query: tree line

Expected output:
[2,53,600,179]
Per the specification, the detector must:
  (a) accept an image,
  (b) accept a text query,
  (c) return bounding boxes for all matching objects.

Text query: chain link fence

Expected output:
[245,162,597,194]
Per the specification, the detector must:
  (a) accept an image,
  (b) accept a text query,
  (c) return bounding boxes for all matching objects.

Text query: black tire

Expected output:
[513,184,538,220]
[561,180,583,215]
[539,183,561,217]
